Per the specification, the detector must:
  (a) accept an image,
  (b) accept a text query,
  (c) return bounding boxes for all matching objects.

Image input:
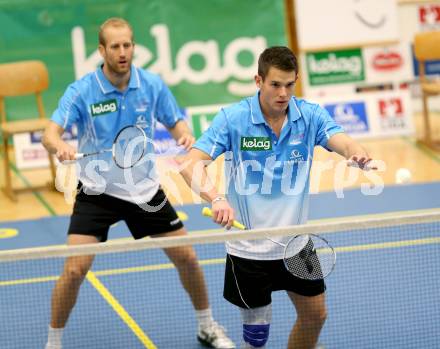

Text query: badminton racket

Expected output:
[68,125,148,169]
[202,207,336,280]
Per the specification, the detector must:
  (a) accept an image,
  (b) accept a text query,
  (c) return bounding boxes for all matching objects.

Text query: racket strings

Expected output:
[113,126,147,169]
[284,235,334,280]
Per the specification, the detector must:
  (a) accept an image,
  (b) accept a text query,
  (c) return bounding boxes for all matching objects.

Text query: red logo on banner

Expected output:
[378,98,406,130]
[372,52,403,71]
[379,98,403,117]
[22,149,47,161]
[419,5,440,25]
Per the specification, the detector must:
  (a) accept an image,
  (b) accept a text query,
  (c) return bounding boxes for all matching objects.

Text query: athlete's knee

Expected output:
[313,306,327,327]
[169,246,199,268]
[299,303,327,327]
[63,264,90,284]
[241,305,272,348]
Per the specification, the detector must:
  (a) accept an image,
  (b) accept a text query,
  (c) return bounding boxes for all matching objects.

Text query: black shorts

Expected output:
[224,254,326,309]
[68,187,184,241]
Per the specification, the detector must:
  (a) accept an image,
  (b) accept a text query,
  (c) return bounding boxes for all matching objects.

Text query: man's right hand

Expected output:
[42,121,77,162]
[211,197,235,230]
[55,142,77,162]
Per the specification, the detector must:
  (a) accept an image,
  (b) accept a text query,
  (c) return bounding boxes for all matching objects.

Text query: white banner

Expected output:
[363,43,414,84]
[295,0,399,51]
[308,90,414,139]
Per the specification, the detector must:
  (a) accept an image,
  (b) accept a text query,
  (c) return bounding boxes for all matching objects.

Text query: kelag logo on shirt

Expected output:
[241,137,272,151]
[90,99,118,117]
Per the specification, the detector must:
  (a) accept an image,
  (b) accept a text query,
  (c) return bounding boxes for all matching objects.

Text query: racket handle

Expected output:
[61,153,84,164]
[201,207,246,230]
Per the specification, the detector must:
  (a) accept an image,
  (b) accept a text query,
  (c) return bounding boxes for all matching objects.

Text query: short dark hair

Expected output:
[99,17,134,46]
[258,46,298,79]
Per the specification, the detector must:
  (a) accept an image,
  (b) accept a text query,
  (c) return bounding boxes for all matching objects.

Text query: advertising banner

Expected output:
[363,43,413,84]
[295,0,399,50]
[1,0,287,168]
[418,4,440,31]
[1,0,286,113]
[310,90,414,139]
[306,48,365,86]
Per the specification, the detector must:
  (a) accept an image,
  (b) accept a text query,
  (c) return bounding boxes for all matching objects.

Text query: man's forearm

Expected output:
[328,133,369,159]
[168,119,192,140]
[42,137,62,154]
[345,141,369,159]
[179,159,219,203]
[42,121,69,156]
[42,133,63,154]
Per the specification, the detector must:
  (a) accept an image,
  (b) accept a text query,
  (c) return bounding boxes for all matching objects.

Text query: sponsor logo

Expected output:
[325,102,369,134]
[288,144,307,163]
[289,133,304,145]
[22,148,47,161]
[378,98,406,130]
[306,49,364,86]
[90,99,117,117]
[372,52,403,71]
[73,23,267,97]
[170,218,181,226]
[241,137,272,151]
[136,115,148,128]
[355,83,393,93]
[354,10,386,29]
[419,5,440,27]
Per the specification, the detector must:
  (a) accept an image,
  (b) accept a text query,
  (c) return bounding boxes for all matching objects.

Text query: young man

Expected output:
[42,17,235,349]
[179,46,375,349]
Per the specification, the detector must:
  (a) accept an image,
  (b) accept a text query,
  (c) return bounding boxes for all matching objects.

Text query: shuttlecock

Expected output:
[395,168,412,184]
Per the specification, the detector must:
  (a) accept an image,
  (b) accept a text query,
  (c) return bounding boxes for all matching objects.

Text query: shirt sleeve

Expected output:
[193,109,230,160]
[314,105,344,148]
[155,78,185,128]
[51,84,81,130]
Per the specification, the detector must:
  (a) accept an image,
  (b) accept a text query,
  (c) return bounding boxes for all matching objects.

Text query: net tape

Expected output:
[0,210,439,262]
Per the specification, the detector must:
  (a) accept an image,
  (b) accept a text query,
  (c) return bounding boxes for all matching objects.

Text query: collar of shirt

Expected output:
[94,64,141,94]
[249,92,302,126]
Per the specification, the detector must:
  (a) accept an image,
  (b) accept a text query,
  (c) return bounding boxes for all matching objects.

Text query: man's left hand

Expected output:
[347,156,377,171]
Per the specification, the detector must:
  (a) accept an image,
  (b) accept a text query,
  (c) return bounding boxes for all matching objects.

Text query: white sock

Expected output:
[46,325,63,347]
[196,308,214,329]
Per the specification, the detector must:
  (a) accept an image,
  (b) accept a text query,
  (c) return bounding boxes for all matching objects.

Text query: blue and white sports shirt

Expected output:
[194,92,344,260]
[51,65,184,203]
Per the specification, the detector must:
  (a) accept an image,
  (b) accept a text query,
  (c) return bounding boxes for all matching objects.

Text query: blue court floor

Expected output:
[0,182,439,348]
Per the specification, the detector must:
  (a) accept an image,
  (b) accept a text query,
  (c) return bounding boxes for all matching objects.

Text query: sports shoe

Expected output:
[197,321,236,348]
